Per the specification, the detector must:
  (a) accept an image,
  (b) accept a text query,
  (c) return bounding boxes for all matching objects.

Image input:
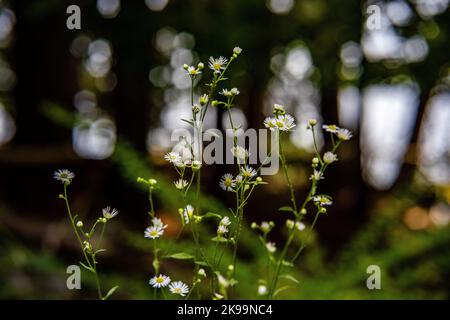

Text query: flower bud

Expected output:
[197,62,204,70]
[183,64,189,70]
[308,119,317,126]
[76,221,83,228]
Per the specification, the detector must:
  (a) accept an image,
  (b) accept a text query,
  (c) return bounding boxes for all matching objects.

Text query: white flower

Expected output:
[310,170,324,181]
[208,56,227,74]
[230,88,240,95]
[233,47,242,55]
[144,226,164,239]
[258,285,268,296]
[220,88,233,97]
[186,65,201,76]
[265,242,276,253]
[260,221,271,233]
[199,94,208,105]
[192,160,202,170]
[149,274,171,288]
[219,173,236,191]
[198,268,206,277]
[274,114,296,131]
[53,169,75,184]
[241,165,257,178]
[313,195,333,206]
[264,115,296,132]
[183,205,194,224]
[152,217,168,229]
[234,174,243,184]
[231,146,249,160]
[213,293,224,300]
[295,221,306,231]
[322,124,339,133]
[169,281,189,296]
[174,179,188,190]
[217,274,229,288]
[323,152,338,164]
[217,224,229,235]
[164,152,182,164]
[337,128,352,141]
[102,206,119,220]
[264,117,277,131]
[220,216,231,226]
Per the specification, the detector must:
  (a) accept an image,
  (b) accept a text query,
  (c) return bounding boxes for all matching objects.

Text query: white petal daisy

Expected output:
[144,225,164,239]
[310,170,324,181]
[337,128,352,141]
[323,152,338,164]
[149,274,171,288]
[220,216,231,226]
[164,152,182,164]
[217,224,229,235]
[263,116,277,131]
[152,217,167,229]
[174,179,188,190]
[208,56,227,74]
[169,281,189,296]
[53,169,75,184]
[322,124,339,133]
[265,242,277,253]
[313,195,333,206]
[219,173,236,192]
[102,206,119,220]
[241,165,257,178]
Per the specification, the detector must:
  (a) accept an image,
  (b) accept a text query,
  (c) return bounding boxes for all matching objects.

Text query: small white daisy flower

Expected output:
[174,179,188,190]
[231,146,249,160]
[258,284,268,296]
[233,47,242,55]
[220,216,231,226]
[208,56,227,74]
[263,116,278,131]
[217,224,229,235]
[337,128,352,141]
[219,173,236,191]
[323,152,338,164]
[164,152,182,164]
[310,170,324,181]
[169,281,189,296]
[322,124,339,133]
[230,88,240,95]
[102,206,119,220]
[313,195,333,206]
[53,169,75,184]
[241,166,257,178]
[275,114,296,131]
[183,205,194,224]
[144,226,164,239]
[265,242,277,253]
[295,221,306,231]
[152,217,167,229]
[186,65,201,76]
[149,274,171,288]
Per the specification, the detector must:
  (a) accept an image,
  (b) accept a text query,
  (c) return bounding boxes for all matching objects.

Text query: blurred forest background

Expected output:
[0,0,449,299]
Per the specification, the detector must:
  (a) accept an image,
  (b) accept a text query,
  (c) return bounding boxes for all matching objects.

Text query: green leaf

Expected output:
[211,236,229,243]
[180,118,194,126]
[103,286,119,300]
[79,261,94,272]
[166,252,195,260]
[203,212,222,219]
[274,285,291,297]
[95,249,107,255]
[280,274,300,285]
[278,206,295,213]
[281,260,294,267]
[194,260,209,267]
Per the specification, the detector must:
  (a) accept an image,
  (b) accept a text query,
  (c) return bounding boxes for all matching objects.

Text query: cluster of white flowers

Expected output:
[164,151,202,169]
[220,87,240,97]
[53,169,75,184]
[217,216,231,236]
[264,114,296,132]
[149,274,190,296]
[183,62,204,77]
[323,124,353,141]
[144,217,168,239]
